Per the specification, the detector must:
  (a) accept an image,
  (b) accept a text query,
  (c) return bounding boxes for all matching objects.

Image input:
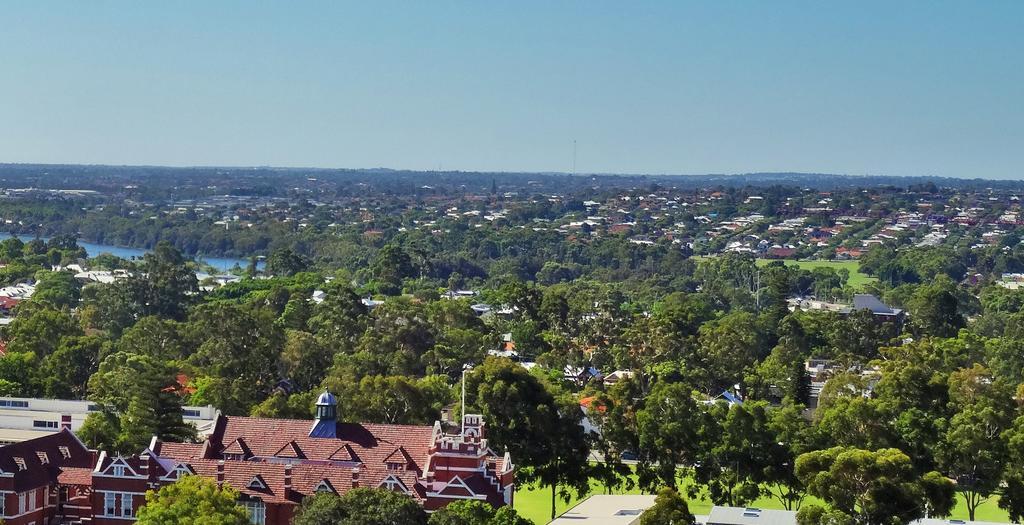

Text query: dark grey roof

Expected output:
[852,294,902,316]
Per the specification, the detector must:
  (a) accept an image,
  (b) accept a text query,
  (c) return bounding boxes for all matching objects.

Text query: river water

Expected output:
[0,232,252,272]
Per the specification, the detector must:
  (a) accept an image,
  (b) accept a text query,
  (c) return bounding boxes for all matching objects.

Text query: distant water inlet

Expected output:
[0,232,255,272]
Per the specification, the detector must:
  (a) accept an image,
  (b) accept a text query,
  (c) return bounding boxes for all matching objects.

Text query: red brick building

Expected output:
[0,428,94,525]
[90,392,515,524]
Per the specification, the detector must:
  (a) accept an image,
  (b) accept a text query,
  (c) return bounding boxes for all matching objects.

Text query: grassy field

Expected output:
[755,258,876,289]
[513,477,1011,524]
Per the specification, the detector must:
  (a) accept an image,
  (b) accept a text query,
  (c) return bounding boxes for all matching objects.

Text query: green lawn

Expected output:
[755,258,876,290]
[513,477,1012,524]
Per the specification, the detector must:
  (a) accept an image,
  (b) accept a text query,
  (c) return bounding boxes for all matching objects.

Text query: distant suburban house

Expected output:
[765,246,797,259]
[564,366,602,386]
[834,246,864,259]
[603,370,634,387]
[851,293,905,323]
[789,294,903,325]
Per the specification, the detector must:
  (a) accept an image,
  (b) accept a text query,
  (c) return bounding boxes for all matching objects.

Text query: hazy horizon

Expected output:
[2,2,1022,178]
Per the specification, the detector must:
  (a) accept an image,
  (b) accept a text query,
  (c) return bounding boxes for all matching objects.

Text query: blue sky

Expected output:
[1,1,1021,178]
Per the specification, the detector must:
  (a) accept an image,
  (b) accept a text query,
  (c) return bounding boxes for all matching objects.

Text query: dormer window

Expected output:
[248,476,268,490]
[314,479,336,493]
[386,462,405,471]
[379,475,409,494]
[13,457,26,471]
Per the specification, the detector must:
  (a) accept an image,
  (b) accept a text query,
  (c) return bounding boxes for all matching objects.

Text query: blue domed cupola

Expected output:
[310,390,338,438]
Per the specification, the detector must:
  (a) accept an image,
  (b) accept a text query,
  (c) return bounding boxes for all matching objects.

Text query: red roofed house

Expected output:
[91,391,515,524]
[0,428,95,525]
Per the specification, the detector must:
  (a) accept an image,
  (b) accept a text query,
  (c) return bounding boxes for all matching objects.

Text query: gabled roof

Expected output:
[273,441,306,459]
[313,478,336,493]
[223,437,251,457]
[378,473,411,494]
[248,474,269,490]
[382,446,413,466]
[0,429,93,492]
[328,444,360,463]
[100,456,141,477]
[209,416,434,474]
[852,294,903,316]
[161,462,195,481]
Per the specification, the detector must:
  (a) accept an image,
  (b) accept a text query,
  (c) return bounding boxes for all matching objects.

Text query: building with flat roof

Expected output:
[0,397,218,445]
[699,507,1014,525]
[551,495,657,525]
[706,506,797,525]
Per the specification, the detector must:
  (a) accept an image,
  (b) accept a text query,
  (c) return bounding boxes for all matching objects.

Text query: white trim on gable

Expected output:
[314,479,336,494]
[161,463,194,481]
[438,475,476,497]
[377,474,410,494]
[99,456,141,478]
[248,475,268,490]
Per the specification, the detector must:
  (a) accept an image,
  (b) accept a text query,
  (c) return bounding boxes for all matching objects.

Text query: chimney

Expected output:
[60,414,72,431]
[216,460,225,487]
[284,464,292,492]
[351,467,360,488]
[139,455,149,477]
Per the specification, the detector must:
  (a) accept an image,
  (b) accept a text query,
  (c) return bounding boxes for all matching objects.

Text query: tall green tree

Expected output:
[465,358,590,520]
[4,302,82,357]
[134,241,199,320]
[937,365,1014,521]
[41,334,105,399]
[83,351,196,453]
[266,247,309,277]
[999,415,1024,521]
[33,269,82,308]
[135,475,249,525]
[186,302,284,414]
[635,382,706,491]
[696,311,765,394]
[428,500,530,525]
[908,276,965,338]
[795,447,954,525]
[639,488,696,525]
[292,489,427,525]
[693,401,777,507]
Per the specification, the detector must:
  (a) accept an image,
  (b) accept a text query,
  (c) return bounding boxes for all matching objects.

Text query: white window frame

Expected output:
[379,475,409,494]
[121,493,133,517]
[241,500,266,525]
[104,492,116,516]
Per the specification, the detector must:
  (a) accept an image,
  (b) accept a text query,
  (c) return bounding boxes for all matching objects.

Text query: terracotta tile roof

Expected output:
[213,417,434,475]
[188,459,298,504]
[179,459,425,504]
[58,466,94,486]
[157,442,204,459]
